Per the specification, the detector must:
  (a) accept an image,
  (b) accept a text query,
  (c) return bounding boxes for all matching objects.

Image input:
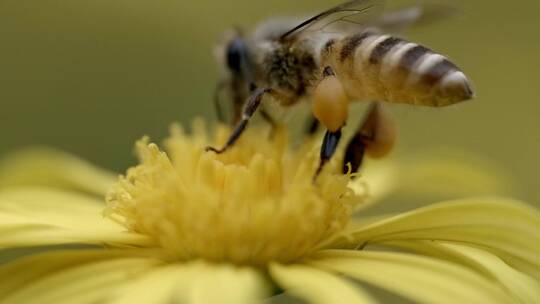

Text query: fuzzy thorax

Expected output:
[105,121,364,266]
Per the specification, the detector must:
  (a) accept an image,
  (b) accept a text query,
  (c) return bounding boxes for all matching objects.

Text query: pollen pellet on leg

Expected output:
[364,104,396,158]
[312,76,349,132]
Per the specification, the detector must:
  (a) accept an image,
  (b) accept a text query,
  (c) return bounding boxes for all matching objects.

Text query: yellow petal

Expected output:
[0,249,162,304]
[349,159,396,209]
[108,264,191,304]
[0,148,116,196]
[381,240,540,304]
[311,250,515,304]
[397,152,513,196]
[269,263,377,304]
[187,262,270,304]
[111,261,270,304]
[354,152,513,208]
[0,187,152,248]
[330,198,540,279]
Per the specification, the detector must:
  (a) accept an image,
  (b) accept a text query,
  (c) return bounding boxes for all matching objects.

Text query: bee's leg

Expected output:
[205,87,272,154]
[213,79,228,123]
[314,128,342,180]
[259,107,278,138]
[312,66,349,180]
[231,93,245,125]
[305,116,320,135]
[343,102,396,174]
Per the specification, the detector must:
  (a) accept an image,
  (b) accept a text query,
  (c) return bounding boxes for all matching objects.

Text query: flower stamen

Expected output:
[105,121,365,266]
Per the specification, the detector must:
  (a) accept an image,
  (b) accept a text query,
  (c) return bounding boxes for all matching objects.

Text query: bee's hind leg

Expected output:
[312,66,348,180]
[343,102,396,175]
[314,128,343,181]
[206,87,272,154]
[305,116,320,135]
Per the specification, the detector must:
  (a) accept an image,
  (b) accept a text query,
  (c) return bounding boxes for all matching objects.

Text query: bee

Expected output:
[207,0,474,177]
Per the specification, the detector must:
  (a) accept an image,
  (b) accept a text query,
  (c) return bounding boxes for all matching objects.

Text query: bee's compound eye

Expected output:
[226,38,245,72]
[312,76,349,132]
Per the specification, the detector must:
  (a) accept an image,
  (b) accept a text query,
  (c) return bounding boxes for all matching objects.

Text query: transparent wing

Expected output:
[279,1,457,41]
[279,0,386,41]
[374,3,458,33]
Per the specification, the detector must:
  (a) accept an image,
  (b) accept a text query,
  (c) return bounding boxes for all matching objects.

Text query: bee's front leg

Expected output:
[259,107,278,138]
[213,79,228,123]
[343,102,396,174]
[205,87,272,154]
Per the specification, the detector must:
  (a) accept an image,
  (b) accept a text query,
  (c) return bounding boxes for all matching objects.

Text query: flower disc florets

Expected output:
[105,121,365,265]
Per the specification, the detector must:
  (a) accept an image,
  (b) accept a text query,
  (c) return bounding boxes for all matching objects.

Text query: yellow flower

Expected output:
[0,121,539,304]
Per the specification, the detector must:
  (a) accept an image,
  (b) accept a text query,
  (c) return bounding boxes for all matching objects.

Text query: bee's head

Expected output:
[225,36,248,74]
[214,29,254,84]
[213,31,255,123]
[224,36,254,83]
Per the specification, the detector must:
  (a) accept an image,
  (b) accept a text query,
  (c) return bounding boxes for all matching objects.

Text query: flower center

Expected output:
[105,121,364,265]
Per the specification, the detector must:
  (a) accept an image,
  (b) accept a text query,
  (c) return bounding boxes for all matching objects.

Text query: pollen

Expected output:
[104,120,364,266]
[312,75,349,132]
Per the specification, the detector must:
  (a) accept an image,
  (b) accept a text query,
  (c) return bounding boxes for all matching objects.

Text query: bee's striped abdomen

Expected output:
[320,31,474,107]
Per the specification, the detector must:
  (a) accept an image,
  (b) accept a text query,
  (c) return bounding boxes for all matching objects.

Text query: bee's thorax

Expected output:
[257,43,318,104]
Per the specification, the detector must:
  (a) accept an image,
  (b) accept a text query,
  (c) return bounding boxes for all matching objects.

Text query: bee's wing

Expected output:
[279,0,386,41]
[279,1,456,41]
[373,3,458,33]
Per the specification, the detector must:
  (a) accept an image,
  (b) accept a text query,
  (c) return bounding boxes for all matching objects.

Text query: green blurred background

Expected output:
[0,0,538,203]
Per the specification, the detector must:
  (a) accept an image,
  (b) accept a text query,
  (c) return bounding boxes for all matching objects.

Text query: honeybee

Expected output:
[207,0,474,178]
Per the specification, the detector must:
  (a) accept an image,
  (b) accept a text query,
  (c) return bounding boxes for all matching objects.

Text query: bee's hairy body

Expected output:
[209,1,475,178]
[257,42,318,104]
[254,29,472,107]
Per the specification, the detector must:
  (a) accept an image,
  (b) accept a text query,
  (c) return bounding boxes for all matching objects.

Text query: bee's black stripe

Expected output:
[340,31,374,62]
[322,39,336,55]
[400,45,431,70]
[422,59,458,85]
[369,37,403,64]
